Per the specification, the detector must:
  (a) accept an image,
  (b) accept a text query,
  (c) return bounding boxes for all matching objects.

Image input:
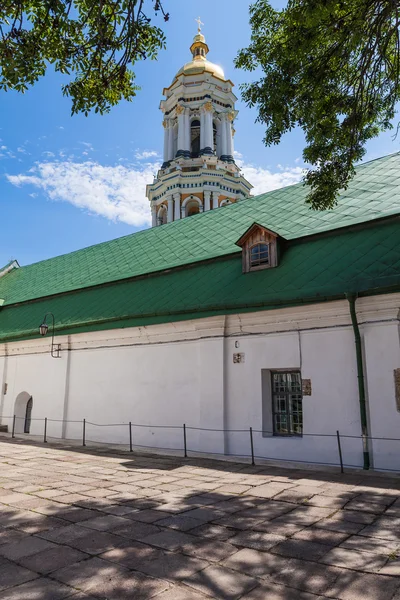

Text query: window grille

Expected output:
[271,372,303,435]
[250,243,269,268]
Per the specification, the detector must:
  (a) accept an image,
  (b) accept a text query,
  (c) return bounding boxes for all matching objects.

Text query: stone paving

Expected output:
[0,437,399,599]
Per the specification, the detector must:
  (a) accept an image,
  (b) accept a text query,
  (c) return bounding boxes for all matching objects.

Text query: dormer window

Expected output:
[235,223,281,273]
[250,243,269,268]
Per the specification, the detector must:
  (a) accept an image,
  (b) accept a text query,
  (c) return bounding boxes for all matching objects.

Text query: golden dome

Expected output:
[175,29,225,80]
[176,58,225,80]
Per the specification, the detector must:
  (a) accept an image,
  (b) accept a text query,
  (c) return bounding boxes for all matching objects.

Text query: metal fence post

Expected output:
[183,424,187,458]
[44,417,47,443]
[82,418,86,447]
[12,415,16,438]
[336,430,344,474]
[129,422,133,452]
[250,427,255,466]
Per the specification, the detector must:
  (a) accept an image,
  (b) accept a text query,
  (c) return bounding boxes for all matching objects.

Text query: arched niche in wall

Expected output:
[190,119,201,157]
[14,392,33,434]
[182,195,203,218]
[214,118,222,157]
[157,205,168,226]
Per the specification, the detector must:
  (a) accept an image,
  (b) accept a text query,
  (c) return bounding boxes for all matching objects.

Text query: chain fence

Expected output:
[0,414,399,474]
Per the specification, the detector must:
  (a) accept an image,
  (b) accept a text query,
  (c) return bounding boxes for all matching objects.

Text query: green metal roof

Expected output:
[1,218,400,343]
[1,153,400,307]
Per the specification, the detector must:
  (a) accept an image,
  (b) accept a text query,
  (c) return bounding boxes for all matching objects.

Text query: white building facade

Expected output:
[0,293,399,471]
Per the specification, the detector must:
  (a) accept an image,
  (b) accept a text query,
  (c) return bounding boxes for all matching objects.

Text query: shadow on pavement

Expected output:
[0,437,399,598]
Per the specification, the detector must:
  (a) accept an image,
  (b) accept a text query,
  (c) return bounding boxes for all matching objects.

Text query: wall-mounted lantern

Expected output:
[39,312,61,358]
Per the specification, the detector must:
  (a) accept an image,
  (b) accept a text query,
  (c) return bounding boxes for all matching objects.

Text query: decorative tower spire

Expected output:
[146,30,253,227]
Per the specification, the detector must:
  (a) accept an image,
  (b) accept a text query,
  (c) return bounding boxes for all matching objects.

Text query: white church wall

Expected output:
[223,326,363,468]
[0,294,399,471]
[63,334,225,454]
[362,320,400,471]
[0,351,67,438]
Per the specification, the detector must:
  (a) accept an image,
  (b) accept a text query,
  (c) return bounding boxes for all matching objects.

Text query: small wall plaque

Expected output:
[233,353,245,364]
[302,379,312,396]
[394,369,400,412]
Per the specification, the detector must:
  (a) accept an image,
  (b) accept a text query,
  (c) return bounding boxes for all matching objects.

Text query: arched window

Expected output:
[182,195,202,218]
[191,120,201,157]
[250,243,269,268]
[213,122,217,153]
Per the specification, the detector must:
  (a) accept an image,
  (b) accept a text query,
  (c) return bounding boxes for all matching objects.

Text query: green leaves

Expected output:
[236,0,400,210]
[0,0,167,115]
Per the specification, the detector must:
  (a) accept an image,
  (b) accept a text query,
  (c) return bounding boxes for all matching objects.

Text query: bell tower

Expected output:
[146,20,253,227]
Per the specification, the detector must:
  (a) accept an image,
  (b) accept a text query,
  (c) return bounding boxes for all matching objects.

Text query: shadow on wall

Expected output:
[13,392,33,434]
[0,437,399,598]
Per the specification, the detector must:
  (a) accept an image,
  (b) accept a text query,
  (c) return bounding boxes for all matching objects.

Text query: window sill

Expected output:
[262,433,303,439]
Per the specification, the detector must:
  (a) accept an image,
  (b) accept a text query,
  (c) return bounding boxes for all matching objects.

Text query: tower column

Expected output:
[151,204,157,226]
[167,196,174,222]
[173,192,181,220]
[176,105,186,158]
[212,190,220,209]
[200,110,205,153]
[220,116,228,160]
[202,102,214,155]
[168,121,175,162]
[184,109,191,154]
[163,120,169,165]
[204,190,211,212]
[226,113,234,162]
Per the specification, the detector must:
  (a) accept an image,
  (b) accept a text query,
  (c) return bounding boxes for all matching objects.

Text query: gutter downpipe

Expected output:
[346,293,370,470]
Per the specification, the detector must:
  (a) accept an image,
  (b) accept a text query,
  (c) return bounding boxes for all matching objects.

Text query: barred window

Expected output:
[271,371,303,436]
[250,243,269,268]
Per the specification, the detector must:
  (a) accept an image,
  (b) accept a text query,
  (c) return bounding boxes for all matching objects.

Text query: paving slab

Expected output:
[229,530,284,552]
[0,536,56,561]
[140,529,196,551]
[321,547,388,573]
[0,577,77,600]
[18,545,88,574]
[241,581,320,599]
[324,570,400,600]
[0,560,39,592]
[221,547,289,579]
[182,538,238,562]
[271,538,331,560]
[182,564,259,599]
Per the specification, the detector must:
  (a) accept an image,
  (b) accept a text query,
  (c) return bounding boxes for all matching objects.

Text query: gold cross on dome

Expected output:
[195,16,204,33]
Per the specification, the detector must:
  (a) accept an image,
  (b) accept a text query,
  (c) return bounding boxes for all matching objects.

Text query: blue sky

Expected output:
[1,0,398,267]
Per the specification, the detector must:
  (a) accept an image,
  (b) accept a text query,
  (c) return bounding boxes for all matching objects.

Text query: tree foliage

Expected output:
[0,0,169,115]
[236,0,400,210]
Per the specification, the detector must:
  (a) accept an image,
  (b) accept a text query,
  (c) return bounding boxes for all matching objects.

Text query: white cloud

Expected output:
[80,141,94,151]
[135,150,159,160]
[7,160,160,227]
[42,151,55,158]
[0,145,7,150]
[6,153,303,227]
[236,159,304,195]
